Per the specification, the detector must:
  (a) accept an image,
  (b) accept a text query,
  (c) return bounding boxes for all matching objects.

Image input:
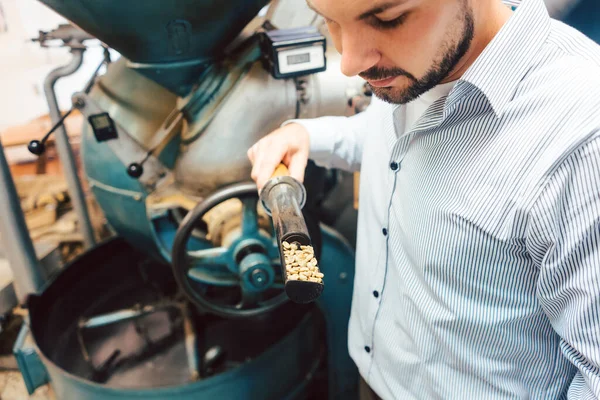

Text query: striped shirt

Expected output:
[289,0,600,398]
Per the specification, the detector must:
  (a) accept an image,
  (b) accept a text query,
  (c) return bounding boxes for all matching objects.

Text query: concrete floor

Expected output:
[0,372,53,400]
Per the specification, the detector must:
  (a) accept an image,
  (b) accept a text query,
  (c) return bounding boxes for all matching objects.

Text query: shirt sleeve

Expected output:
[527,135,600,399]
[281,96,381,172]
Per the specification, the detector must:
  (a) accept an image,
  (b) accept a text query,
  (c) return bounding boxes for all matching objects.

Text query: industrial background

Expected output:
[0,0,598,399]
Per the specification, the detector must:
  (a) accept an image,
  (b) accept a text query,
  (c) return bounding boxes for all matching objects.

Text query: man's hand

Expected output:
[247,123,310,191]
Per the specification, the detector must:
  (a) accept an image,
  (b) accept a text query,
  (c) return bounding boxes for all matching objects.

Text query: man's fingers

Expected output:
[287,152,308,184]
[256,150,287,189]
[247,144,256,163]
[250,136,288,189]
[248,126,309,190]
[250,142,263,182]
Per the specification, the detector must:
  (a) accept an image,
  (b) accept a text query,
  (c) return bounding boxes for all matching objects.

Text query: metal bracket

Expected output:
[72,92,172,191]
[13,322,49,395]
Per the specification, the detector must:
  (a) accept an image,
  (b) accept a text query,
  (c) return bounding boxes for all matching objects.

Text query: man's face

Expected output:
[308,0,475,104]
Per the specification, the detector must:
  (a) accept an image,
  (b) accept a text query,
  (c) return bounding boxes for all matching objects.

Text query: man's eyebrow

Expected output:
[357,1,407,20]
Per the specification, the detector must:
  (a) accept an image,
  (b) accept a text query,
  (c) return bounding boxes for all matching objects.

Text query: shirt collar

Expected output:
[458,0,552,116]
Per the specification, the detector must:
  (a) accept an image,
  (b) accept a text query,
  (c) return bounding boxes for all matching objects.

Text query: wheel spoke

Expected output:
[267,240,282,260]
[186,247,238,286]
[235,288,261,309]
[187,247,229,266]
[187,267,239,287]
[241,196,259,236]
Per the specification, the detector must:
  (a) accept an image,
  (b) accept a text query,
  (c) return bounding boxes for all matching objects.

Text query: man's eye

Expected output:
[371,13,409,30]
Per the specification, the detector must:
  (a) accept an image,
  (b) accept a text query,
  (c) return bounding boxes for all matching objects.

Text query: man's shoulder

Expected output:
[514,21,600,120]
[546,18,600,64]
[524,19,600,92]
[505,22,600,188]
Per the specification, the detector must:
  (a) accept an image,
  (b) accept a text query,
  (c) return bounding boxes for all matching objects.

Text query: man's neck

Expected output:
[442,1,514,83]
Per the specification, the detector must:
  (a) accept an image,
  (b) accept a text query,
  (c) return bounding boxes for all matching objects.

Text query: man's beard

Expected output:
[360,4,475,105]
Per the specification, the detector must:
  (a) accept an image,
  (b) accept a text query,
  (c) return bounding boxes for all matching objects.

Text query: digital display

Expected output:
[286,53,310,65]
[91,114,111,130]
[88,112,118,142]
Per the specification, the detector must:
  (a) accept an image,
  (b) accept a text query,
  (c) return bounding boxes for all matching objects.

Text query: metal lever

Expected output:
[27,108,74,155]
[27,48,110,157]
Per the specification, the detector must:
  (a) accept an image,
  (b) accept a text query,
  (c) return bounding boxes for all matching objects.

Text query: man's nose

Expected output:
[339,30,379,77]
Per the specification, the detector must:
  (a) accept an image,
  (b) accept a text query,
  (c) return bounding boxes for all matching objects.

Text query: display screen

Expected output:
[88,112,118,142]
[90,114,112,130]
[287,53,310,65]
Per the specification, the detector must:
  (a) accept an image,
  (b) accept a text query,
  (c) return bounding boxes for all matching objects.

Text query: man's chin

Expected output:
[370,85,417,105]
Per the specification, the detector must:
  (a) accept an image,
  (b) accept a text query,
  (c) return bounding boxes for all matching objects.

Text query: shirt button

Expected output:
[365,346,371,353]
[373,290,379,298]
[382,228,388,236]
[390,161,399,171]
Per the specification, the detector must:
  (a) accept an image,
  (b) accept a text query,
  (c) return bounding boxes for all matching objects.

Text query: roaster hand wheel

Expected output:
[171,182,289,318]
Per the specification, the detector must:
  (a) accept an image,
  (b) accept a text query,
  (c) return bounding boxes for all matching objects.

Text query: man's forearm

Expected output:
[282,103,375,172]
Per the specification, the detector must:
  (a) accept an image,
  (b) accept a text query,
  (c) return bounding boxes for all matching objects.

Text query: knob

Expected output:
[127,163,144,178]
[27,108,74,156]
[27,140,45,156]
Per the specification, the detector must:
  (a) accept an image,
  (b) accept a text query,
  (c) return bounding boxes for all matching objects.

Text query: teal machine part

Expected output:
[21,1,597,399]
[17,238,330,400]
[18,0,360,398]
[23,1,597,399]
[38,0,270,96]
[562,0,600,43]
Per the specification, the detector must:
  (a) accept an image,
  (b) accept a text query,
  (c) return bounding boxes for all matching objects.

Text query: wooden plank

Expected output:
[24,206,57,231]
[0,111,83,147]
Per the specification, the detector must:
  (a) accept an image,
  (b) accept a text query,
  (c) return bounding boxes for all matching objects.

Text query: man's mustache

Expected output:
[359,66,417,83]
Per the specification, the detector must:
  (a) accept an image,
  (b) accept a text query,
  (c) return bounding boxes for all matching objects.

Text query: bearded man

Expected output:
[248,0,600,398]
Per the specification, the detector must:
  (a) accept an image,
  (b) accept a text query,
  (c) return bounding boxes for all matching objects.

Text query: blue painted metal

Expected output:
[81,129,163,260]
[81,133,358,398]
[46,2,359,396]
[23,237,327,398]
[80,43,263,264]
[37,0,270,96]
[316,225,359,400]
[239,253,276,291]
[185,233,280,292]
[35,313,322,400]
[562,0,600,43]
[13,323,49,395]
[79,120,358,394]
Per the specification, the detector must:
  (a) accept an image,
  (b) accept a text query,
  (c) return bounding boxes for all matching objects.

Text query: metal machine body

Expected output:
[17,238,331,399]
[7,0,598,399]
[12,0,364,399]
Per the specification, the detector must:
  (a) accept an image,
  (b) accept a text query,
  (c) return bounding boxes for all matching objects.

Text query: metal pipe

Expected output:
[78,302,180,329]
[0,138,45,304]
[44,48,96,248]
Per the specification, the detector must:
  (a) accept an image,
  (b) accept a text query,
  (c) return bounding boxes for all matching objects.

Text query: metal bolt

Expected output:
[73,97,86,109]
[339,272,348,282]
[251,269,268,287]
